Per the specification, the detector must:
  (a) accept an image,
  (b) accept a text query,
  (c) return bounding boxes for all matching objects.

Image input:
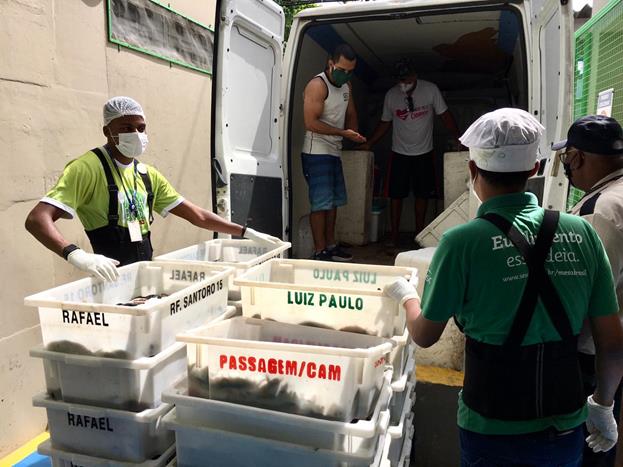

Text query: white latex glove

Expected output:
[243,227,280,247]
[67,249,120,282]
[383,277,420,308]
[586,395,618,453]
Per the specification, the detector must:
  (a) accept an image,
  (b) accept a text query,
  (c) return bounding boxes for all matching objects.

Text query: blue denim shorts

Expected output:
[301,153,347,212]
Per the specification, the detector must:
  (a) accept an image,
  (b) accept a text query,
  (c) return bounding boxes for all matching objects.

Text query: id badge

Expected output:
[128,220,143,242]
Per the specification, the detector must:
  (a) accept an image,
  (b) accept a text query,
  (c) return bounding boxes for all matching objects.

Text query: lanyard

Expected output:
[107,152,140,219]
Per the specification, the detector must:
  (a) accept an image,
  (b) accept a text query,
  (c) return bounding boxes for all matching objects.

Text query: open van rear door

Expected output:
[212,0,285,237]
[530,0,574,210]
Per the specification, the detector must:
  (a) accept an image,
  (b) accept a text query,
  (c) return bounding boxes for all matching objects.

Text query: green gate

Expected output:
[568,0,623,209]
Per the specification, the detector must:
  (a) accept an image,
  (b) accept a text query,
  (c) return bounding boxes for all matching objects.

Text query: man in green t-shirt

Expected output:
[25,96,279,281]
[384,108,623,466]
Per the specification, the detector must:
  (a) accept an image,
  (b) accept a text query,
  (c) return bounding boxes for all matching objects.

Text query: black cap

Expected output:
[552,115,623,155]
[393,58,416,79]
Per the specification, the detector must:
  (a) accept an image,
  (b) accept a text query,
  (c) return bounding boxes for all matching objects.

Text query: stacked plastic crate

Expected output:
[157,257,416,467]
[24,260,234,466]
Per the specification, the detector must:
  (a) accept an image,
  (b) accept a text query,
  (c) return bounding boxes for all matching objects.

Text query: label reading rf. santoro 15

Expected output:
[170,279,224,315]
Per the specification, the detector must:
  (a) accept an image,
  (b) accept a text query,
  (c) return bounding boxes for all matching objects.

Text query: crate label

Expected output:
[62,310,109,327]
[287,291,363,310]
[219,354,342,381]
[169,269,207,282]
[67,413,113,431]
[239,245,268,256]
[61,271,133,302]
[170,279,224,315]
[312,268,377,284]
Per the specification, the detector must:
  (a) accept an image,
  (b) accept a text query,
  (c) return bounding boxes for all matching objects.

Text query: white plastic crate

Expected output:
[386,392,415,466]
[388,331,411,382]
[416,191,469,248]
[155,239,291,300]
[390,355,416,425]
[163,407,389,467]
[234,259,416,337]
[37,440,175,467]
[33,393,174,462]
[29,305,237,411]
[24,261,233,359]
[176,317,395,421]
[398,425,415,467]
[162,371,392,453]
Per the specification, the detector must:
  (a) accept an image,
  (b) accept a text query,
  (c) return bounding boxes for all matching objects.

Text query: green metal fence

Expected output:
[569,0,623,209]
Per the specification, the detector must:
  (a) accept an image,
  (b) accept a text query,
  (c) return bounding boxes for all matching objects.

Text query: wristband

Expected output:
[240,224,248,237]
[62,244,80,260]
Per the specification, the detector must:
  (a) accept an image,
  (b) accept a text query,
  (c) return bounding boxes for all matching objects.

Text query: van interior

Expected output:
[286,5,531,259]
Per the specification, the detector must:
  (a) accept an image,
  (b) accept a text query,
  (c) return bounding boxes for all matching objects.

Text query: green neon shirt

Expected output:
[42,147,184,235]
[421,192,619,435]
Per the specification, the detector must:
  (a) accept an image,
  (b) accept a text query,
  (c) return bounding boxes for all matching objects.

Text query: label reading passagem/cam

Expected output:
[313,268,377,284]
[219,355,342,381]
[67,413,113,431]
[170,279,224,315]
[287,291,363,310]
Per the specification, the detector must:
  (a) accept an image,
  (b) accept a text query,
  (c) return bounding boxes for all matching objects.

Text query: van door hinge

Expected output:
[283,179,289,199]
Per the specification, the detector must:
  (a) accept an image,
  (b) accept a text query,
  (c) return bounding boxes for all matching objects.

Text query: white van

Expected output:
[210,0,573,255]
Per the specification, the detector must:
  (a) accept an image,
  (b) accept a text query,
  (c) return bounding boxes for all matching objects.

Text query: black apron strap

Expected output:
[135,160,154,223]
[480,210,574,347]
[92,147,119,227]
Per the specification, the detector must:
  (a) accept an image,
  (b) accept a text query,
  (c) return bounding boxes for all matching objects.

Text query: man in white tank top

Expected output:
[302,44,366,261]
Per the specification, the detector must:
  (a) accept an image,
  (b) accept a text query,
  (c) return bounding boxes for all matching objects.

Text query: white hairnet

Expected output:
[103,96,145,126]
[459,108,545,172]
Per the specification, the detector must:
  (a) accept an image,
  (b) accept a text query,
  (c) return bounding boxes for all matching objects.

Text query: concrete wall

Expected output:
[0,0,216,455]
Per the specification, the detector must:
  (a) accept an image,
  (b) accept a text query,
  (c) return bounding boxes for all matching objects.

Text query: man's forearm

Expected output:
[305,119,345,137]
[366,121,391,147]
[25,207,71,257]
[594,347,623,406]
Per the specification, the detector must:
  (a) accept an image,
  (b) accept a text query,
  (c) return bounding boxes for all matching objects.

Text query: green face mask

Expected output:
[331,67,352,86]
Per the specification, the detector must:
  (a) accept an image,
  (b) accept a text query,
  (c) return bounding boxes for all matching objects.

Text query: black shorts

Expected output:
[387,151,436,199]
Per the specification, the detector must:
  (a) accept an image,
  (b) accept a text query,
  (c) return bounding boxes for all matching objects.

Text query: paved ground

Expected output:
[348,232,421,266]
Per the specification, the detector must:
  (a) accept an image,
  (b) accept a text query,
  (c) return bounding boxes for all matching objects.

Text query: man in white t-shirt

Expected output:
[360,59,459,246]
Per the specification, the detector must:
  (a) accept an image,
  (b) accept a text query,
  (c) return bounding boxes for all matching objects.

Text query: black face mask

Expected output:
[563,162,575,186]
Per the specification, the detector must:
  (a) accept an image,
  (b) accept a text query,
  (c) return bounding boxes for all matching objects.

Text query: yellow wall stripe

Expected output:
[416,365,464,387]
[0,432,49,467]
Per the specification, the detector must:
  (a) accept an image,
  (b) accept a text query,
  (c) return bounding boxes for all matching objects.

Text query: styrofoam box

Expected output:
[38,440,175,467]
[30,306,238,411]
[24,261,233,359]
[390,355,416,425]
[163,407,390,467]
[234,259,416,337]
[155,239,291,300]
[162,371,392,453]
[176,317,395,421]
[394,248,436,298]
[33,393,174,463]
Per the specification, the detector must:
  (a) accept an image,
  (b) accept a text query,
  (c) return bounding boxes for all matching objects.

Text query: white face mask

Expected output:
[400,82,414,93]
[116,131,148,158]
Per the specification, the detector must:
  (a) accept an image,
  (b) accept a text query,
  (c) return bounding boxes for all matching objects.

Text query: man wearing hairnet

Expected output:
[25,97,279,281]
[383,108,623,465]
